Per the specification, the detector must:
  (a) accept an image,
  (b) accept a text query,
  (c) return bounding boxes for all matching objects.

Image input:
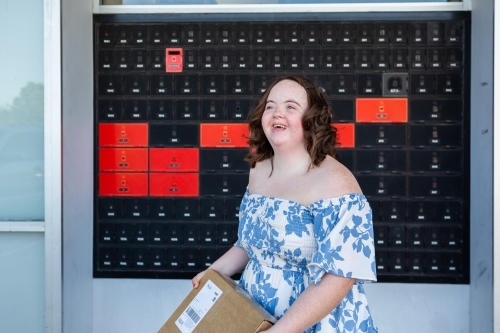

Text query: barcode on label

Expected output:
[186,306,201,324]
[175,279,223,333]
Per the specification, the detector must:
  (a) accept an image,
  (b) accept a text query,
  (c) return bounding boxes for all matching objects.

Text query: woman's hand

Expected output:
[257,328,276,333]
[191,246,250,289]
[191,270,207,289]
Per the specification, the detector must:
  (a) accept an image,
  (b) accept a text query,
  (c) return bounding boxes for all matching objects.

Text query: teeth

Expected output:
[273,124,286,129]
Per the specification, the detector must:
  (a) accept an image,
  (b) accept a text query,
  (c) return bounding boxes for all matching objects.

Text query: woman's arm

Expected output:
[263,273,355,333]
[192,246,249,288]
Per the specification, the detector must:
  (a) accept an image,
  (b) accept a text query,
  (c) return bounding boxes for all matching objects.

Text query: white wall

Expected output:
[62,0,94,331]
[92,280,469,333]
[0,233,45,333]
[470,0,494,331]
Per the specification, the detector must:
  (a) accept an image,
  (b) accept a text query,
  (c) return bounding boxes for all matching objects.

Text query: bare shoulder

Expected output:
[248,159,272,192]
[313,156,362,199]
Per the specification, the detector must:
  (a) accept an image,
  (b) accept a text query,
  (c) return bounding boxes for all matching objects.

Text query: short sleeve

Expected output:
[307,194,377,285]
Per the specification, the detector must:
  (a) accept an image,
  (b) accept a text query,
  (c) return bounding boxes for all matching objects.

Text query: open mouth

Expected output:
[273,124,287,129]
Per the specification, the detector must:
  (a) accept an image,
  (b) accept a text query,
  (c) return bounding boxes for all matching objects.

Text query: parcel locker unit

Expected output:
[93,14,470,283]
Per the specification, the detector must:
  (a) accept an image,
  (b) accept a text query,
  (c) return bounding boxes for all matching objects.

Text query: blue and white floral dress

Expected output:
[235,188,378,333]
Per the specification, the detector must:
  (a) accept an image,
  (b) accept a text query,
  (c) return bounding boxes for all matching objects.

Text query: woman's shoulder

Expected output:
[312,156,362,199]
[248,158,272,184]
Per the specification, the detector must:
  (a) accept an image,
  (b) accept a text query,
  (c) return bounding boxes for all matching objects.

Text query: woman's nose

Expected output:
[273,106,284,118]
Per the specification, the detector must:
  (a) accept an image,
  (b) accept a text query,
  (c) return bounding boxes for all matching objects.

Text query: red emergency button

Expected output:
[165,48,183,72]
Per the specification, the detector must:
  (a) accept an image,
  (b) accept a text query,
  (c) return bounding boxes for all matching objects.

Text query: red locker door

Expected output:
[99,148,148,172]
[356,98,408,123]
[200,123,249,148]
[333,123,355,148]
[98,123,149,147]
[99,173,148,196]
[149,148,199,172]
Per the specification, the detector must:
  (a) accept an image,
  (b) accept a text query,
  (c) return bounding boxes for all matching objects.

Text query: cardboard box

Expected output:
[158,268,276,333]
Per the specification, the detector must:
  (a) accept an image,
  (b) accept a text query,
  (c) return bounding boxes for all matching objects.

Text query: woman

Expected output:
[192,75,378,333]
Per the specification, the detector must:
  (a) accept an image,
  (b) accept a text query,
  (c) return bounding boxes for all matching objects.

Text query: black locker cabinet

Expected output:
[94,15,470,283]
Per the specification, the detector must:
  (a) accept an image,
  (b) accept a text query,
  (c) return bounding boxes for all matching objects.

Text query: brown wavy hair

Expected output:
[245,75,339,169]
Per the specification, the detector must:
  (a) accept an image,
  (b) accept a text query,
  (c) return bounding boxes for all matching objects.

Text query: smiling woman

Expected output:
[192,75,377,333]
[260,79,308,154]
[246,75,339,171]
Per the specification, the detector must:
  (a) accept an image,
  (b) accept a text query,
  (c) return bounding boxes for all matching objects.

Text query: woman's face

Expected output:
[261,79,309,150]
